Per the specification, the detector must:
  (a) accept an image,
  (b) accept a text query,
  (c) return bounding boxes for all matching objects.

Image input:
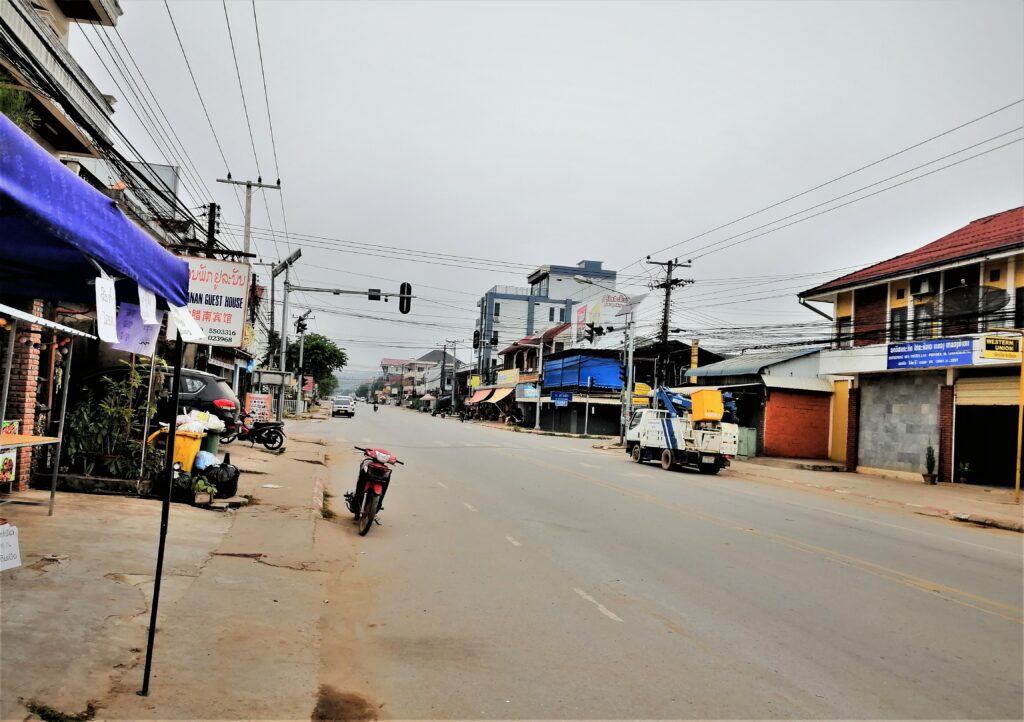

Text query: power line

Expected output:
[251,0,280,183]
[162,0,231,175]
[222,0,262,179]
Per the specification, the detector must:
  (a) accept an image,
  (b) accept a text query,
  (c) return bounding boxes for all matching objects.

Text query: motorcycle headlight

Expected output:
[375,451,390,464]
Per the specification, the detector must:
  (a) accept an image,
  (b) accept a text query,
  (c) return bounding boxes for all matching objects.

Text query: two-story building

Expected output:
[800,207,1023,485]
[474,260,617,380]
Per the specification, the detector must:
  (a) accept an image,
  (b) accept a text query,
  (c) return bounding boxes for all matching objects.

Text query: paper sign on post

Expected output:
[1,523,21,572]
[138,285,158,325]
[166,304,206,343]
[112,304,164,357]
[94,276,119,343]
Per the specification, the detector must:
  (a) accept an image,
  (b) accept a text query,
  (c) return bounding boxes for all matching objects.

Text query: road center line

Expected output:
[580,462,601,469]
[464,502,478,512]
[505,535,521,547]
[437,481,448,489]
[574,588,623,622]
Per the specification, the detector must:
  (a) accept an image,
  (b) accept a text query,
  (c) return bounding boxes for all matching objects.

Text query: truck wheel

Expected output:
[698,462,720,475]
[660,449,674,470]
[631,445,643,463]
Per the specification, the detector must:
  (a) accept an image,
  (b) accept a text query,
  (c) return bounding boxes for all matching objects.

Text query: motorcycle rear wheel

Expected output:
[262,428,285,450]
[358,493,379,536]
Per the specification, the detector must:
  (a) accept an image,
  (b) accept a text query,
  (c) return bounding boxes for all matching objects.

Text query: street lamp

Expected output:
[990,327,1023,504]
[575,276,638,443]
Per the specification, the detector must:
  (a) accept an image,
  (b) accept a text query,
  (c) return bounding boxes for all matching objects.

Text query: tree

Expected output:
[287,333,347,392]
[0,87,40,132]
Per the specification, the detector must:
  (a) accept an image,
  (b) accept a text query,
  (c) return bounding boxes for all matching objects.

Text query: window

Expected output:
[559,308,566,322]
[181,377,206,394]
[549,307,555,322]
[836,316,852,348]
[890,307,908,341]
[990,269,1001,283]
[532,276,550,297]
[895,287,906,300]
[554,341,565,352]
[1016,288,1024,329]
[913,303,935,339]
[493,302,500,317]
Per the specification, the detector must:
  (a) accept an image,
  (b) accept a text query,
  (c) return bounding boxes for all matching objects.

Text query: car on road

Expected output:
[333,395,356,417]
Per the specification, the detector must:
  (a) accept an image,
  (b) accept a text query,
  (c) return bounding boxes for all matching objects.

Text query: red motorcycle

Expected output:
[345,446,403,536]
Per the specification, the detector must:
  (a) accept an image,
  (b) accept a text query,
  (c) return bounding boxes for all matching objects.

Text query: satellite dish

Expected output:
[934,283,1009,320]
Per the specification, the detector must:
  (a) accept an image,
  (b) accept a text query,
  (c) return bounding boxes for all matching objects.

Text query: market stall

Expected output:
[0,112,202,695]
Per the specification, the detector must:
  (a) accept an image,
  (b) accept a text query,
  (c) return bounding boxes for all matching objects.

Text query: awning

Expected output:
[420,394,436,401]
[468,389,492,404]
[0,115,189,306]
[486,387,514,404]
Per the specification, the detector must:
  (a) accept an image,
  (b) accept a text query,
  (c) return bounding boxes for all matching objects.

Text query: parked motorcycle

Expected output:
[345,446,403,536]
[220,412,286,450]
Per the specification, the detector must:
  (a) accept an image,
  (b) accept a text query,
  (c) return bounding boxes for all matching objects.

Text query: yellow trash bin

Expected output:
[146,429,207,474]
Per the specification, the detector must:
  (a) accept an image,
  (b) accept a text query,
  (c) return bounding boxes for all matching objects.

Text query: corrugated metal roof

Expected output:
[760,374,833,393]
[685,348,821,377]
[802,207,1024,297]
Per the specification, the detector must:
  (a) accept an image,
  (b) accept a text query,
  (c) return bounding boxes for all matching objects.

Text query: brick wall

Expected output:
[846,386,860,472]
[853,285,888,347]
[763,389,831,458]
[3,299,43,491]
[938,385,954,482]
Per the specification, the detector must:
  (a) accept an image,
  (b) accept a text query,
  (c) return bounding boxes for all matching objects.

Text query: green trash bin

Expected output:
[200,431,221,456]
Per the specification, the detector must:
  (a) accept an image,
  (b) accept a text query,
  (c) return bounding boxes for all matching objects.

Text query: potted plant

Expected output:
[923,444,937,484]
[192,477,217,505]
[956,461,972,484]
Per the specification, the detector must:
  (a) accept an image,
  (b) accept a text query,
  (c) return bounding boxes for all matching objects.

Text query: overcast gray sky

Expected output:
[71,0,1024,381]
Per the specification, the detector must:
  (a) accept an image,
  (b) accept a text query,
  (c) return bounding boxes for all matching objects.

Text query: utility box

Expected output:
[690,389,724,422]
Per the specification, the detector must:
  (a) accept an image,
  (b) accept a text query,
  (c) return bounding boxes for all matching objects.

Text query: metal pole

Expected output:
[1017,339,1023,504]
[0,319,19,429]
[139,333,184,696]
[277,272,290,421]
[535,340,543,430]
[451,341,457,411]
[242,182,253,255]
[625,310,636,439]
[47,340,73,516]
[297,325,306,414]
[584,378,591,436]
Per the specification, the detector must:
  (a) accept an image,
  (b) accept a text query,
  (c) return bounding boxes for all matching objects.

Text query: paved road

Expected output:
[318,405,1023,720]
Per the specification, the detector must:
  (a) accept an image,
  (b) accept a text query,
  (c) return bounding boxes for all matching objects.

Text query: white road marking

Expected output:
[432,440,448,447]
[573,588,623,622]
[464,502,478,512]
[505,535,521,547]
[437,481,449,489]
[580,462,601,469]
[623,471,648,478]
[459,441,477,447]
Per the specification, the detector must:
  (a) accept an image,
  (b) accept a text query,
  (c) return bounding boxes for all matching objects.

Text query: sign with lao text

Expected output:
[496,369,520,386]
[245,393,273,422]
[185,257,251,347]
[887,338,973,370]
[982,336,1022,361]
[551,391,572,407]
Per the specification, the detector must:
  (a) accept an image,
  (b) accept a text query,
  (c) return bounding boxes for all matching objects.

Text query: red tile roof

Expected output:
[380,358,410,367]
[802,207,1024,297]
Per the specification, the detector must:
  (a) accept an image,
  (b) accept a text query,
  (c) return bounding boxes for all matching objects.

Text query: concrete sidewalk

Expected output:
[727,458,1024,533]
[1,419,353,721]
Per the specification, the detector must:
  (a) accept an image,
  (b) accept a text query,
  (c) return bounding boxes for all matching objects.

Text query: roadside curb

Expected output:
[727,467,1022,533]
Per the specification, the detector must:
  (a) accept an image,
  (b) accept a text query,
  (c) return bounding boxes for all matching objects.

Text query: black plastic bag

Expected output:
[204,463,240,499]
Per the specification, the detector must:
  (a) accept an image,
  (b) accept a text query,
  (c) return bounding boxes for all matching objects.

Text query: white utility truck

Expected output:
[625,387,738,474]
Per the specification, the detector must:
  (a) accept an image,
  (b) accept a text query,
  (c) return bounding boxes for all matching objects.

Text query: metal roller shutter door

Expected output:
[955,377,1019,406]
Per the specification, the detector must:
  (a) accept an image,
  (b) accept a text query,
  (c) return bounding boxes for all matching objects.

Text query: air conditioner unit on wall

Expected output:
[910,277,934,296]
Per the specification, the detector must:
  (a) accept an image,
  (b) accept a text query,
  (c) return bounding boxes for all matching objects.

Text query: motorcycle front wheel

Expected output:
[220,432,236,444]
[262,428,285,450]
[358,492,379,536]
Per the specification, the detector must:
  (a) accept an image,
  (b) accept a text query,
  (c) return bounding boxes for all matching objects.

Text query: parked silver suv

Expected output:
[332,395,355,418]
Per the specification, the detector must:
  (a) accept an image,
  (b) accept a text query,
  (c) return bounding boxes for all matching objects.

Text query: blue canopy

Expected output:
[0,114,189,306]
[543,354,624,390]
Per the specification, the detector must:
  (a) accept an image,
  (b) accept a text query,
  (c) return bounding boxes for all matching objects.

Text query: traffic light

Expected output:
[490,332,498,346]
[399,282,412,314]
[619,362,627,386]
[368,288,381,301]
[584,323,596,343]
[473,330,481,349]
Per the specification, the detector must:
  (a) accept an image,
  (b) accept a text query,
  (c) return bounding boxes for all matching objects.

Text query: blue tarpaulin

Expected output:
[0,114,189,306]
[543,354,624,390]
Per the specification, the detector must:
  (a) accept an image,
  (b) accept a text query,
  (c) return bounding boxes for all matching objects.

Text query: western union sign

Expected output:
[982,336,1022,360]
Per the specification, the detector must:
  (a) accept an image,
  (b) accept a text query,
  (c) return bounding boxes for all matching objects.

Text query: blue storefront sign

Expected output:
[551,391,572,407]
[887,338,974,370]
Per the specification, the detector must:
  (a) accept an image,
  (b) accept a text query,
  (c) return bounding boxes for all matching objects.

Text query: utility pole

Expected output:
[204,202,218,258]
[440,343,447,397]
[272,250,302,421]
[646,257,693,399]
[296,310,311,413]
[216,177,281,255]
[446,338,461,411]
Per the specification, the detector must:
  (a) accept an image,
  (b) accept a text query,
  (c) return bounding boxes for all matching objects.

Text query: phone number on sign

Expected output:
[206,327,238,344]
